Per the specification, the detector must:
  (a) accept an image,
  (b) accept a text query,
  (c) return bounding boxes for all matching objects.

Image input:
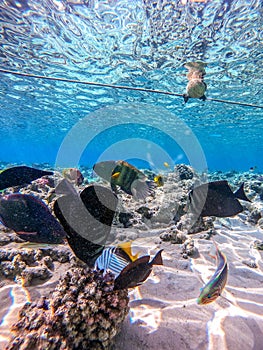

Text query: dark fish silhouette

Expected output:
[93,160,155,200]
[0,194,66,243]
[0,166,53,190]
[53,180,118,267]
[189,180,251,218]
[114,249,163,290]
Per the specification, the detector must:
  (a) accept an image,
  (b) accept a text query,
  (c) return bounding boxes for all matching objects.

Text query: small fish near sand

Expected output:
[189,180,251,217]
[197,241,228,305]
[62,168,84,185]
[93,160,155,200]
[183,61,207,103]
[114,249,163,290]
[0,193,66,243]
[0,165,53,190]
[53,180,119,266]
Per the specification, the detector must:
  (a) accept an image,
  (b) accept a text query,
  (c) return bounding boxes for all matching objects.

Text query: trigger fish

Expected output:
[197,241,228,305]
[0,193,66,243]
[0,166,53,190]
[93,160,155,200]
[189,180,251,217]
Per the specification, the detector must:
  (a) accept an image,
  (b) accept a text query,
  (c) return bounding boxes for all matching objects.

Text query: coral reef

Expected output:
[0,246,72,285]
[6,267,129,350]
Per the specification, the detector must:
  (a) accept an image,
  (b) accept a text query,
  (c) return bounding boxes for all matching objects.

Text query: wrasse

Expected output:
[197,241,228,305]
[93,160,155,200]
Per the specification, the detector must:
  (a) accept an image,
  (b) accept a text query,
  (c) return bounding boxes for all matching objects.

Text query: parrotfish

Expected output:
[197,241,228,305]
[114,249,163,290]
[53,180,118,266]
[0,193,66,243]
[0,166,53,190]
[93,160,155,200]
[189,180,251,217]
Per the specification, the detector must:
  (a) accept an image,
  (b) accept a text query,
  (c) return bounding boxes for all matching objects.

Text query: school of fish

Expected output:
[0,163,252,301]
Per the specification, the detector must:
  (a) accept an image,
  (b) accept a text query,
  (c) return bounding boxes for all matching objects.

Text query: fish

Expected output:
[197,241,228,305]
[188,180,251,218]
[0,193,66,243]
[62,168,84,185]
[93,160,155,200]
[0,166,53,190]
[154,175,164,187]
[94,242,139,278]
[114,249,163,290]
[53,180,118,266]
[183,61,207,103]
[163,162,170,168]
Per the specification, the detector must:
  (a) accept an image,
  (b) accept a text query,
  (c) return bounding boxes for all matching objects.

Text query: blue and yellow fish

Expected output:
[153,175,164,187]
[197,240,228,305]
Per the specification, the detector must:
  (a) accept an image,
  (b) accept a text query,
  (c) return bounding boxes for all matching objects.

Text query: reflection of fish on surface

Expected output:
[0,193,66,244]
[189,180,251,217]
[93,160,155,200]
[114,249,163,290]
[0,166,53,190]
[183,61,207,103]
[197,240,228,305]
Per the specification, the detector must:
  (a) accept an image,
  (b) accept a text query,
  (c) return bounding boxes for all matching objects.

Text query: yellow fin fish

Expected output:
[154,175,164,187]
[163,162,170,168]
[118,241,139,262]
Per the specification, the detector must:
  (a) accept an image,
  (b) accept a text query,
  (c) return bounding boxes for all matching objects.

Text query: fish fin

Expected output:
[150,249,163,266]
[234,183,251,202]
[131,179,155,201]
[118,241,139,262]
[16,231,38,236]
[111,172,121,179]
[220,294,237,306]
[183,94,189,103]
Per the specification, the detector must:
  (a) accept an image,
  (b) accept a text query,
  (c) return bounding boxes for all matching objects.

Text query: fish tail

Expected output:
[234,183,251,202]
[131,179,155,201]
[150,249,163,266]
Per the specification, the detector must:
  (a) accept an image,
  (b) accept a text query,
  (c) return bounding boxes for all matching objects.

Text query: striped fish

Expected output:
[197,240,228,305]
[93,160,155,200]
[94,242,139,278]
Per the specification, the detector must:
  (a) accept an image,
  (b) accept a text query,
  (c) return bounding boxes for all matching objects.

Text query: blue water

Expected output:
[0,0,262,172]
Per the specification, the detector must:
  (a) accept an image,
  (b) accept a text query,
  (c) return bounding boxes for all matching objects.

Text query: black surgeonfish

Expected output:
[93,160,155,200]
[189,180,251,218]
[53,180,118,266]
[114,249,163,290]
[0,193,66,243]
[0,166,53,190]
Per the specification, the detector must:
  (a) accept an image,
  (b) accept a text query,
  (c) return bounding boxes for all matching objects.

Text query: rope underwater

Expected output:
[0,68,262,109]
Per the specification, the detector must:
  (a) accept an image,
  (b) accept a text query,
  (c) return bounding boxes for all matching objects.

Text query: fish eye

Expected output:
[207,294,211,298]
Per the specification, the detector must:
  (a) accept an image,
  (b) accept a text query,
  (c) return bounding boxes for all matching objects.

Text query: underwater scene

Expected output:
[0,0,263,349]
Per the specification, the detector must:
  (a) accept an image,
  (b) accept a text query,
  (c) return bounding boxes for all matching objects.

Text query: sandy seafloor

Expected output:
[0,166,263,350]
